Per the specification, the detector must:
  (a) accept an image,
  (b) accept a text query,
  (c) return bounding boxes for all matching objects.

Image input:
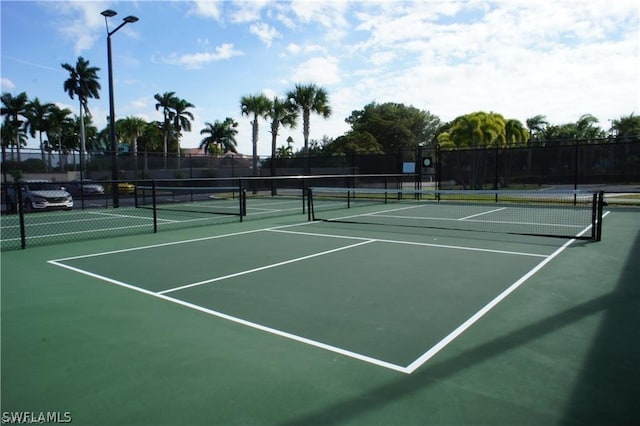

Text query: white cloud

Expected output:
[369,51,396,67]
[283,43,326,57]
[163,43,244,69]
[188,0,223,20]
[230,0,270,23]
[249,22,282,47]
[290,0,349,29]
[292,56,341,86]
[1,78,15,90]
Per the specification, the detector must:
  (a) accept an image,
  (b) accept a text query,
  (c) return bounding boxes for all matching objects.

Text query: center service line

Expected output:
[157,239,376,295]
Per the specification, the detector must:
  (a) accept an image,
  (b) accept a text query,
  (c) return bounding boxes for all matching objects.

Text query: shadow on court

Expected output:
[280,231,639,426]
[561,229,639,425]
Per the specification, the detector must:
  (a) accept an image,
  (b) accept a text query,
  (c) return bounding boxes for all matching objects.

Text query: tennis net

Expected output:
[308,187,604,240]
[136,184,244,217]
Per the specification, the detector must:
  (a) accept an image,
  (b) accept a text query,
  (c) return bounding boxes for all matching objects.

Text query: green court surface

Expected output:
[1,205,638,425]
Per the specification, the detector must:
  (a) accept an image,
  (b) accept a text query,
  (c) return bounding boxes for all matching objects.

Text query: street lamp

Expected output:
[101,9,138,208]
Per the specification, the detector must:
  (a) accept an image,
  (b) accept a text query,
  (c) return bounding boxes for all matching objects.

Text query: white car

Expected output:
[6,180,73,212]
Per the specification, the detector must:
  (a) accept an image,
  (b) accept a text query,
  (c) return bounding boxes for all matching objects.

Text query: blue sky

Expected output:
[1,0,639,155]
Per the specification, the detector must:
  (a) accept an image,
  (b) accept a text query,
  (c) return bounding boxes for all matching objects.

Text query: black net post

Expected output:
[240,186,246,222]
[307,188,313,221]
[596,191,604,241]
[152,179,158,233]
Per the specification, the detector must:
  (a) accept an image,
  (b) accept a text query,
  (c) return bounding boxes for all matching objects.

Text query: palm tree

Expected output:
[138,121,164,173]
[276,136,295,158]
[575,113,605,140]
[1,92,29,164]
[240,94,271,176]
[502,118,529,187]
[525,115,549,145]
[199,118,238,154]
[45,105,73,170]
[154,91,178,165]
[171,97,195,156]
[118,116,147,157]
[286,83,332,154]
[24,97,55,167]
[266,96,298,176]
[62,56,101,171]
[611,113,640,141]
[504,119,528,147]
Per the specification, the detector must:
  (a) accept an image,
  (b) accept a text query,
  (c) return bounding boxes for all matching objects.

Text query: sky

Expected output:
[1,0,639,156]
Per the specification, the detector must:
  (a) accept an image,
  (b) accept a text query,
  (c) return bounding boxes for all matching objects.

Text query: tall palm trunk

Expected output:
[79,99,86,172]
[252,118,259,176]
[302,109,310,152]
[15,128,22,164]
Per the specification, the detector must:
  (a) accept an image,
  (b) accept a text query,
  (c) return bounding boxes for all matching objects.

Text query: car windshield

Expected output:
[27,183,62,191]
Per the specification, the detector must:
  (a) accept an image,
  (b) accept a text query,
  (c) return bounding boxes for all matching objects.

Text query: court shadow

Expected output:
[279,235,638,425]
[561,230,639,425]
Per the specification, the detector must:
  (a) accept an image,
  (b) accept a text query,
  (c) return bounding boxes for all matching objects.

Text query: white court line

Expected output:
[367,214,585,229]
[48,250,407,374]
[459,207,507,220]
[50,228,267,262]
[46,213,609,374]
[1,212,167,229]
[267,228,548,258]
[404,210,610,373]
[86,210,176,222]
[247,200,302,208]
[158,240,375,294]
[2,223,156,242]
[247,206,302,214]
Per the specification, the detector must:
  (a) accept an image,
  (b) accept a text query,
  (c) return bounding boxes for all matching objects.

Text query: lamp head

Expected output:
[123,16,139,23]
[101,9,117,18]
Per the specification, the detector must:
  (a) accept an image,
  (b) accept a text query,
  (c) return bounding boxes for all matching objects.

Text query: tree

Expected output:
[525,115,549,145]
[137,121,163,173]
[575,114,605,140]
[154,91,178,161]
[199,118,238,154]
[62,56,101,170]
[611,113,640,142]
[240,94,271,176]
[1,91,29,163]
[45,105,73,170]
[447,112,505,148]
[345,102,441,153]
[324,131,384,155]
[265,96,297,176]
[286,83,332,153]
[118,116,147,157]
[276,136,295,158]
[504,119,529,147]
[444,112,507,188]
[171,97,195,157]
[24,97,55,167]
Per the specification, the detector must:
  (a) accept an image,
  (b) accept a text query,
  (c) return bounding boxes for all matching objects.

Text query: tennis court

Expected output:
[1,187,638,424]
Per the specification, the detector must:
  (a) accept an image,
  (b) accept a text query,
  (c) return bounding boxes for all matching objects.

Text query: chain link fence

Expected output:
[2,139,638,250]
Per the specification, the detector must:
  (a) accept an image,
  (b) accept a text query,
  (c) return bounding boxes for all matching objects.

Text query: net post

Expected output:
[384,180,388,204]
[151,179,158,233]
[239,180,246,221]
[301,178,306,215]
[307,188,313,221]
[347,189,351,208]
[595,191,604,241]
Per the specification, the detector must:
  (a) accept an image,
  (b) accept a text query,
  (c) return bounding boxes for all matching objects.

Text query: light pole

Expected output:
[101,9,138,208]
